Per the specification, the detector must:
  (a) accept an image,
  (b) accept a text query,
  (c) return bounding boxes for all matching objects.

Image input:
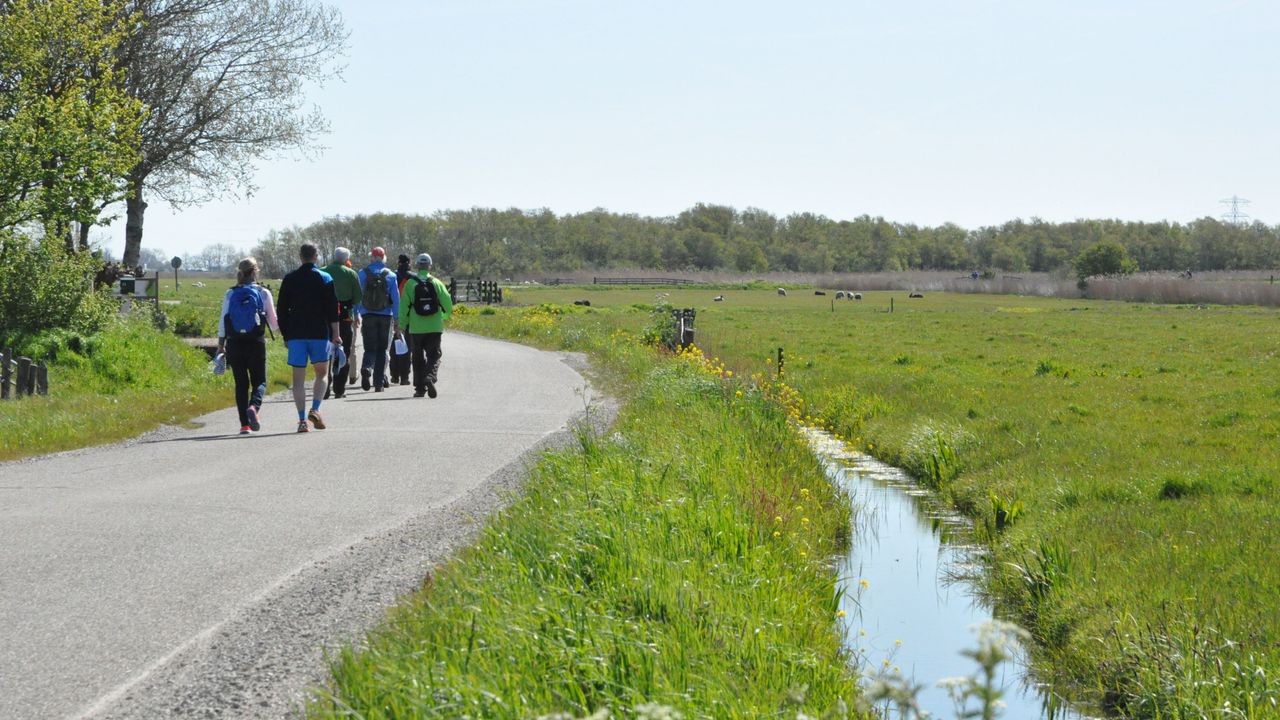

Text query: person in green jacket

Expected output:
[321,247,362,398]
[398,252,454,398]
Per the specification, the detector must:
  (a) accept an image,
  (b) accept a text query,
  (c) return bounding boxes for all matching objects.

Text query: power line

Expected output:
[1220,195,1251,225]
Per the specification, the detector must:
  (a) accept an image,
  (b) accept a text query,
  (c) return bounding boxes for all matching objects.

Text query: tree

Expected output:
[137,246,168,271]
[116,0,347,267]
[196,242,240,270]
[1074,240,1138,282]
[0,0,144,246]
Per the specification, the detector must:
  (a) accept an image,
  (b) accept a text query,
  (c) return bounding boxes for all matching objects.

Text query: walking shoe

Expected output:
[333,391,345,399]
[239,425,252,435]
[426,380,437,398]
[307,409,326,429]
[374,386,384,393]
[413,388,425,398]
[246,405,261,432]
[361,368,371,391]
[296,420,310,433]
[399,378,410,386]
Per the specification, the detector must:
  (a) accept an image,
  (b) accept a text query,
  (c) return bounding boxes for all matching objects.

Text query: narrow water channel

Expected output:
[803,428,1087,720]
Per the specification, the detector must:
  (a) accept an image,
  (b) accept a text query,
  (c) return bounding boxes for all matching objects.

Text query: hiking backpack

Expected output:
[410,274,439,316]
[226,284,265,337]
[362,268,391,311]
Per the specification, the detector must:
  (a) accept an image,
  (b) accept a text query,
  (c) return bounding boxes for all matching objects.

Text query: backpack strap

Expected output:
[251,283,276,340]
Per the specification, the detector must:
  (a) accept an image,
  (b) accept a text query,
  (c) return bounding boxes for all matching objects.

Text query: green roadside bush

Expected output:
[0,236,116,344]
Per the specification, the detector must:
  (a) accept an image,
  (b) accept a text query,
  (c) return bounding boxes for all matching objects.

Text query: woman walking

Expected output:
[217,258,279,435]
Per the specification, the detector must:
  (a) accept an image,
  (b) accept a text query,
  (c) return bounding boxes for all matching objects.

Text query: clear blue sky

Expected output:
[98,0,1280,259]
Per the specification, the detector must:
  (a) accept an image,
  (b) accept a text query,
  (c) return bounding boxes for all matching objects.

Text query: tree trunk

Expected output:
[123,184,146,268]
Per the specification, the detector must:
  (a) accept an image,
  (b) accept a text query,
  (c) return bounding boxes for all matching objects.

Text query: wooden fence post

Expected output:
[0,348,10,400]
[16,356,31,398]
[36,364,48,395]
[777,347,785,379]
[0,345,9,397]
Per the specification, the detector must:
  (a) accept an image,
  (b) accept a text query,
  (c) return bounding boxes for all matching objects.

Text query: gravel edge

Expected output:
[88,352,617,720]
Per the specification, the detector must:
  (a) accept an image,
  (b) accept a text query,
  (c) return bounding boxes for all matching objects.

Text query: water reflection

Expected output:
[802,428,1088,720]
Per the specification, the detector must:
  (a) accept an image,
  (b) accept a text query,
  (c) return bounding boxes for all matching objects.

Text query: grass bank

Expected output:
[449,288,1280,719]
[310,315,865,718]
[0,303,291,462]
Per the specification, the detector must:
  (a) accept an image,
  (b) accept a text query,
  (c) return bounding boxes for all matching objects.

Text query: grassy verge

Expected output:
[0,308,292,461]
[447,288,1280,719]
[310,314,864,719]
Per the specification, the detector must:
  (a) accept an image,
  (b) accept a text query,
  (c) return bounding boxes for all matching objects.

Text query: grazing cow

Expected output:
[777,288,787,296]
[909,292,924,299]
[713,295,724,302]
[814,290,826,296]
[853,293,862,300]
[835,291,845,299]
[573,299,591,306]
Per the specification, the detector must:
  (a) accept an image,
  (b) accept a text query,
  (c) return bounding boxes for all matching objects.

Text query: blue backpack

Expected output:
[227,284,265,337]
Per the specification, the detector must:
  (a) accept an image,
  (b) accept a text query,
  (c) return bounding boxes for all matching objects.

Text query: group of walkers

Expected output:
[215,243,453,435]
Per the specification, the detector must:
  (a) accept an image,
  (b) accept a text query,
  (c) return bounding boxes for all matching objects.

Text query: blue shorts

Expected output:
[287,339,331,367]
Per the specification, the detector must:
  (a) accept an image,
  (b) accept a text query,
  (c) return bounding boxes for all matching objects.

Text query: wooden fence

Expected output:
[593,277,701,286]
[450,278,504,304]
[1,348,49,400]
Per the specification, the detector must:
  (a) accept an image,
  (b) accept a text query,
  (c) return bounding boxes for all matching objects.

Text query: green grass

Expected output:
[310,327,864,718]
[445,287,1280,718]
[0,299,292,461]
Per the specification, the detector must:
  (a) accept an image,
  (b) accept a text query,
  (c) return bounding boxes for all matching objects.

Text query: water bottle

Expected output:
[212,352,227,376]
[333,343,347,370]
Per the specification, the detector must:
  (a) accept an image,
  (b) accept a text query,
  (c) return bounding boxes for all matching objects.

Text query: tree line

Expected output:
[249,204,1280,279]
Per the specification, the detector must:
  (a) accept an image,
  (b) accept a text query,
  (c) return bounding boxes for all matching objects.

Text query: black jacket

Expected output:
[276,263,339,341]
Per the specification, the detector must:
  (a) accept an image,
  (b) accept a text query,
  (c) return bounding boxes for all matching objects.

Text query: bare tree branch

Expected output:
[118,0,347,266]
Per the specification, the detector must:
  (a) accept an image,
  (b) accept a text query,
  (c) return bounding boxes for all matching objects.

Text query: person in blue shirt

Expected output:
[355,246,401,392]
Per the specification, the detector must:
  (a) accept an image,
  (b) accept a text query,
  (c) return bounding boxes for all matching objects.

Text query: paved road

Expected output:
[0,332,598,719]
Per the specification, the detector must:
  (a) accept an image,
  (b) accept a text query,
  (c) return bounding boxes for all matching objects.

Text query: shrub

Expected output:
[0,236,113,343]
[163,303,215,337]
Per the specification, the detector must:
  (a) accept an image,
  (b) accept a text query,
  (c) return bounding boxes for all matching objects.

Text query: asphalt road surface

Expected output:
[0,332,603,719]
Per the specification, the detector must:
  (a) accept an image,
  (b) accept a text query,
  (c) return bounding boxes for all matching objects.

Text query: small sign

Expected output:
[170,256,182,269]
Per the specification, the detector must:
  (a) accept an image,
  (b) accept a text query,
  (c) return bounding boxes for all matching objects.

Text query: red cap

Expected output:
[370,246,386,258]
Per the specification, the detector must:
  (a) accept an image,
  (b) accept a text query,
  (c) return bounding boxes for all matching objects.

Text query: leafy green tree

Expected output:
[0,0,143,246]
[1074,240,1138,281]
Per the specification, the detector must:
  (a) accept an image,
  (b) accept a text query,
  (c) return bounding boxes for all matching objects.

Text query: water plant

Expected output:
[983,493,1024,537]
[1009,540,1072,606]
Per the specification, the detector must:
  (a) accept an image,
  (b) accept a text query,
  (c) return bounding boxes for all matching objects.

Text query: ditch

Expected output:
[803,427,1090,720]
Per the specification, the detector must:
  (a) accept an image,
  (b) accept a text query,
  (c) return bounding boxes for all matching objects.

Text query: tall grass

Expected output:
[310,331,863,718]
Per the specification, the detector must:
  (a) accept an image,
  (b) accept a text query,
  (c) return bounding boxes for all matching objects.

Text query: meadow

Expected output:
[441,285,1280,718]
